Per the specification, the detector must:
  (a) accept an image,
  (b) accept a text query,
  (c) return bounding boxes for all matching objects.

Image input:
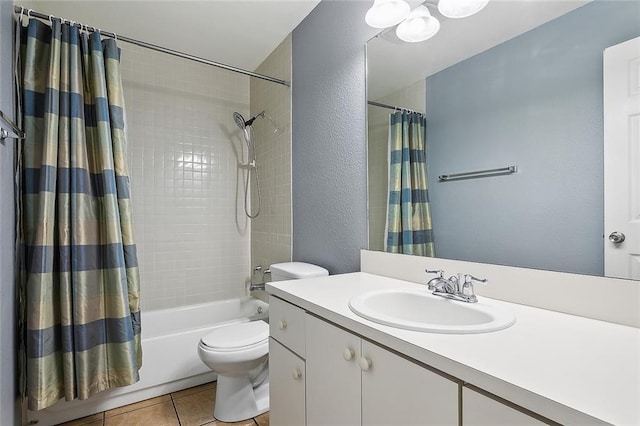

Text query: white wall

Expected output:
[120,42,252,310]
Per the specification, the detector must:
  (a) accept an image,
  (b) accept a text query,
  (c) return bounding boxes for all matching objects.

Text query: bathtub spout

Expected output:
[249,282,266,291]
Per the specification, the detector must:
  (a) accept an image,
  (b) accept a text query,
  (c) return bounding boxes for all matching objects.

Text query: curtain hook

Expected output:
[18,6,25,25]
[27,9,33,19]
[113,32,118,42]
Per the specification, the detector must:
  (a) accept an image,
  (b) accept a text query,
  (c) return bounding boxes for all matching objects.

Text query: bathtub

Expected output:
[27,297,269,426]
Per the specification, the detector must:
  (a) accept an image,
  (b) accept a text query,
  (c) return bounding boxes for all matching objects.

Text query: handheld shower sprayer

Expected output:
[232,110,278,219]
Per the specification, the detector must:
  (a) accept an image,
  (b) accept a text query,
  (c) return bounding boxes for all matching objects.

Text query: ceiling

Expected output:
[368,0,591,100]
[17,0,322,72]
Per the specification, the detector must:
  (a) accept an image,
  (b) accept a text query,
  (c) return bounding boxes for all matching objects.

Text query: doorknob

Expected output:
[609,232,626,243]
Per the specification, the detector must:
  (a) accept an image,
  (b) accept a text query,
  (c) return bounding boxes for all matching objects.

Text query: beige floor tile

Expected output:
[57,412,104,426]
[171,381,216,400]
[104,401,179,426]
[173,387,216,425]
[105,394,171,418]
[254,412,269,426]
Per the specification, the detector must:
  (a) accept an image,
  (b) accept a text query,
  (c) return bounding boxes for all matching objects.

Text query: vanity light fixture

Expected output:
[365,0,411,28]
[437,0,490,19]
[396,5,441,43]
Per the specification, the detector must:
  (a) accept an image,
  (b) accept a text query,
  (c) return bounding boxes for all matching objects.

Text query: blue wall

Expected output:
[0,0,20,424]
[426,1,640,275]
[291,1,377,274]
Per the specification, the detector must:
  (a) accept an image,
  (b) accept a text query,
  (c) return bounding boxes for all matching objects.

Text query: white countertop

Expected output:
[266,272,640,426]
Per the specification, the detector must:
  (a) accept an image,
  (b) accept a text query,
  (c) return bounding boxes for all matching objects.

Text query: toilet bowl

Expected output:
[197,320,270,422]
[197,262,328,422]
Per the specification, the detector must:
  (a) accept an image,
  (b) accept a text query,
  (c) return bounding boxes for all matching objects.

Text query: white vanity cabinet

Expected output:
[462,387,547,426]
[305,313,460,426]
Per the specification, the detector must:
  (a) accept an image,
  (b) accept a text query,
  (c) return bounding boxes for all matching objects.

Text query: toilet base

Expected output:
[213,375,269,422]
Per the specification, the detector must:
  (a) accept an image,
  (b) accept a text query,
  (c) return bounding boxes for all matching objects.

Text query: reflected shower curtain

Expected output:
[19,18,141,410]
[385,111,435,256]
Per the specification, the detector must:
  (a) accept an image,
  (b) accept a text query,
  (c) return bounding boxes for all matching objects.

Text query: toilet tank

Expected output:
[270,262,328,282]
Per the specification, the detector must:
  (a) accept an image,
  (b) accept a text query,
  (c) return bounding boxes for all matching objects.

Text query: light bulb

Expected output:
[438,0,490,19]
[365,0,411,29]
[396,6,441,43]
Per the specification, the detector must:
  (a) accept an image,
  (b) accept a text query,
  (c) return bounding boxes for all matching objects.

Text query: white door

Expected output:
[604,36,640,279]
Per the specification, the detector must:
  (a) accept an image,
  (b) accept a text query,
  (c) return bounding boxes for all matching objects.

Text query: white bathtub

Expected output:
[27,297,269,426]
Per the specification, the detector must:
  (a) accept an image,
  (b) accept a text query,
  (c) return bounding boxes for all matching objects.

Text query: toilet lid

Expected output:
[201,321,269,350]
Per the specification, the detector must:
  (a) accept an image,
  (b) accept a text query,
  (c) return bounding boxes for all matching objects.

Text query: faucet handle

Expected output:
[461,274,488,302]
[464,274,487,285]
[425,269,444,278]
[425,269,445,291]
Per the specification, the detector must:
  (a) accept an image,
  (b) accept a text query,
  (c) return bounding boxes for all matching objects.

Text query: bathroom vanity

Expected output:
[266,252,640,425]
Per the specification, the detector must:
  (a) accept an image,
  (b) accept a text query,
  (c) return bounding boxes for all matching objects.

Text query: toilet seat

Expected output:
[201,321,269,352]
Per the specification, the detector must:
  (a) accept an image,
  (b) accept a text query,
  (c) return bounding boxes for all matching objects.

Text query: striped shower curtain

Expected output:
[385,111,435,256]
[18,18,141,410]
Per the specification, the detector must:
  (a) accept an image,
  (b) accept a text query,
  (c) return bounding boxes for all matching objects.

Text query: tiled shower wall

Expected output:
[250,36,293,278]
[120,43,253,310]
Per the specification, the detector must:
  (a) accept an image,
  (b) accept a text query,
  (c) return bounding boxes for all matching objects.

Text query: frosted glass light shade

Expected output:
[396,6,440,43]
[438,0,490,18]
[365,0,411,29]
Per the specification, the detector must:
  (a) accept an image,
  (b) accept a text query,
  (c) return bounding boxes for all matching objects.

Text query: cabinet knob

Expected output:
[292,368,302,380]
[278,320,287,330]
[343,348,355,361]
[359,357,372,371]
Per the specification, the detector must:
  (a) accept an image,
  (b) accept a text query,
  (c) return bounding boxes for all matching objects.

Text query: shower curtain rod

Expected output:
[13,6,290,87]
[368,101,424,116]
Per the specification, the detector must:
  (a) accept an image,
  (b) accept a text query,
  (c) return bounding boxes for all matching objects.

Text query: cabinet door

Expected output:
[361,340,459,426]
[463,387,545,425]
[269,338,306,426]
[305,314,361,426]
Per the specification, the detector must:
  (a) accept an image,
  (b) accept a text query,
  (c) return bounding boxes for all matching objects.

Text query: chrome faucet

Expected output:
[249,265,271,291]
[425,270,487,303]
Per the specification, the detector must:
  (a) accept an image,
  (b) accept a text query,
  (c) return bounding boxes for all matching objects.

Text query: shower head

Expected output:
[233,112,247,130]
[233,111,266,130]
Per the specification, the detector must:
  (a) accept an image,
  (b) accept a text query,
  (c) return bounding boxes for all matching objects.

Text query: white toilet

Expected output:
[197,262,328,422]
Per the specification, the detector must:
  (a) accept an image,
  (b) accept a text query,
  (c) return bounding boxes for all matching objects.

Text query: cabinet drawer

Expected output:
[269,296,306,357]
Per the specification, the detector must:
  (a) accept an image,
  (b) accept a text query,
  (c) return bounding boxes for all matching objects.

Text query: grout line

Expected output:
[169,393,183,426]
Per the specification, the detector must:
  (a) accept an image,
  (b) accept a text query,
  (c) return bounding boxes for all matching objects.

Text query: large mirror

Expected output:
[367,0,640,278]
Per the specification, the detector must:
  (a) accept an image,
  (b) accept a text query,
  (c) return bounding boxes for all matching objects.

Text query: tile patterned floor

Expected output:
[58,382,269,426]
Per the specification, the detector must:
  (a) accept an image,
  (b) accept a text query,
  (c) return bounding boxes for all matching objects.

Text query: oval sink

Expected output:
[349,288,516,334]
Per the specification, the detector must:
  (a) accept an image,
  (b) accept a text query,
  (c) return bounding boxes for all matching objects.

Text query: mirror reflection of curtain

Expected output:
[18,18,142,410]
[385,111,435,256]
